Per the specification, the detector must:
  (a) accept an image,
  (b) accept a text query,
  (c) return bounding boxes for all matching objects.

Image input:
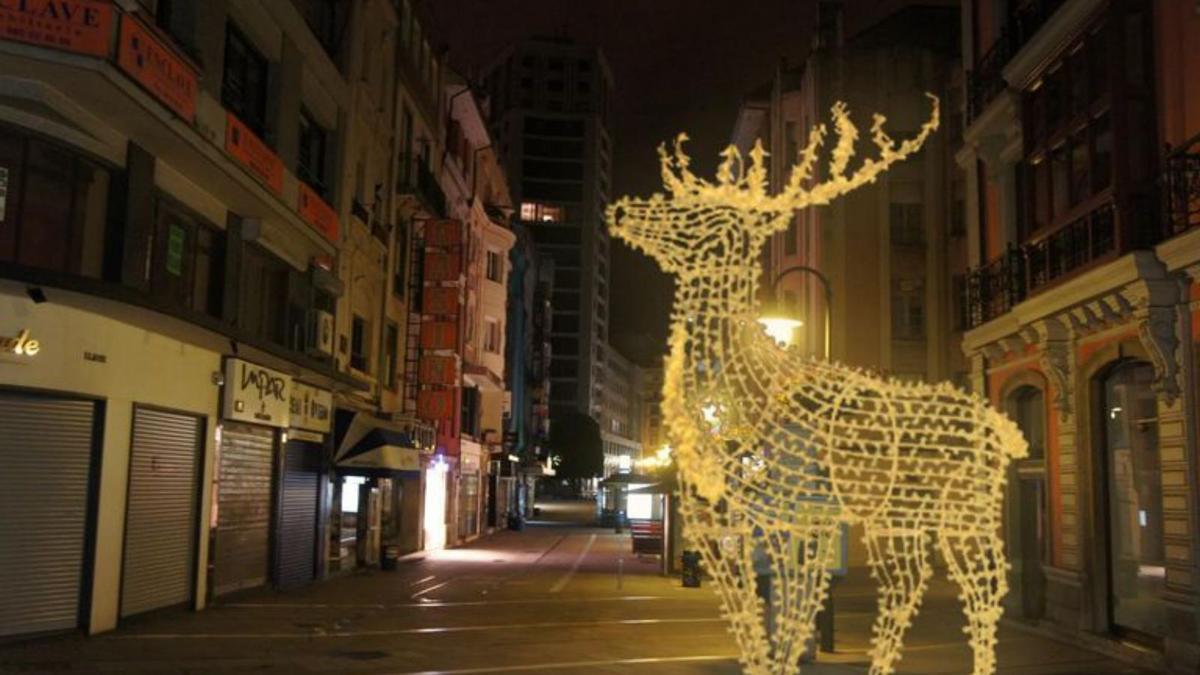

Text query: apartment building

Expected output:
[481,37,614,420]
[598,343,644,476]
[958,0,1200,667]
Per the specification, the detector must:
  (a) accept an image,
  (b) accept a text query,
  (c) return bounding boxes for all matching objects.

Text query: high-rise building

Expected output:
[482,37,615,420]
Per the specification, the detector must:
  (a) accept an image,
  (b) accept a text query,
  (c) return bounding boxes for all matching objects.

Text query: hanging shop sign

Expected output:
[0,328,39,356]
[0,0,114,58]
[116,13,198,123]
[289,382,332,433]
[225,112,283,195]
[223,358,291,427]
[297,182,338,244]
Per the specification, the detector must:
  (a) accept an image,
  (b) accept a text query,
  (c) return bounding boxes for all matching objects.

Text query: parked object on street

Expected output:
[681,550,702,588]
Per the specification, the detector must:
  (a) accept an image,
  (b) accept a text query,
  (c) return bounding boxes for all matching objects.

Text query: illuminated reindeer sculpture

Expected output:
[607,96,1027,675]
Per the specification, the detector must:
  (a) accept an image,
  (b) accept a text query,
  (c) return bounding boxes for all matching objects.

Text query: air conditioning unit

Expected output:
[308,310,335,357]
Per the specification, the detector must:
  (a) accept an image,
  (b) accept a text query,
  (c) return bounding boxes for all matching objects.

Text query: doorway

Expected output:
[1008,385,1048,620]
[1100,361,1165,639]
[424,460,448,551]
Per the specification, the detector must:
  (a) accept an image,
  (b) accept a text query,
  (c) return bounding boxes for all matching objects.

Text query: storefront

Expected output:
[0,283,222,636]
[275,383,332,589]
[458,440,485,543]
[332,410,431,567]
[212,358,291,597]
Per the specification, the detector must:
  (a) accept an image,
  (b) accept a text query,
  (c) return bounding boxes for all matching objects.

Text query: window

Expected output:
[486,250,503,282]
[889,203,925,247]
[239,245,288,345]
[393,222,407,296]
[152,198,224,317]
[519,201,565,222]
[0,127,114,278]
[297,110,328,196]
[350,314,369,372]
[891,279,925,340]
[384,322,399,389]
[484,318,502,353]
[222,23,269,137]
[294,0,341,54]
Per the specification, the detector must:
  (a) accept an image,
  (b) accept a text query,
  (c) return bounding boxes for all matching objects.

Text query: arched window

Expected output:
[1011,386,1046,460]
[1006,383,1049,620]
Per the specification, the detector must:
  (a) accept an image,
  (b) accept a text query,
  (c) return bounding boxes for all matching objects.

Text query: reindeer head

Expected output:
[608,95,940,280]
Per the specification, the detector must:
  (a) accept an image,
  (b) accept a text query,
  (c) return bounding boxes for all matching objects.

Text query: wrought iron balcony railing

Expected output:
[397,153,446,218]
[966,0,1066,124]
[1164,143,1200,237]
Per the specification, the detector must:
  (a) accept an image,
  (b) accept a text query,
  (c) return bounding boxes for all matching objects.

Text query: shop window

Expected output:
[151,197,224,318]
[297,110,329,197]
[238,245,288,345]
[485,250,503,282]
[222,23,270,138]
[350,314,369,372]
[0,127,114,278]
[384,322,399,389]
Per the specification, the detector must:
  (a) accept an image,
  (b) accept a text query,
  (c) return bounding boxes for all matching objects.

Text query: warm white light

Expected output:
[758,316,803,346]
[609,95,1025,675]
[618,454,632,472]
[627,493,653,520]
[424,460,448,551]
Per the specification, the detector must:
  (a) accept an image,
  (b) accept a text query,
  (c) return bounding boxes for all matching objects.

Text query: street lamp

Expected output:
[757,264,833,358]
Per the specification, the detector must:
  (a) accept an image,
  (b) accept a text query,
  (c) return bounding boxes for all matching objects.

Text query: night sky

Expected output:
[432,1,915,366]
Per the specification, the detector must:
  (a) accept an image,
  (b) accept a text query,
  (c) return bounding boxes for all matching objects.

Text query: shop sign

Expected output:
[0,0,114,58]
[419,321,458,350]
[417,388,455,420]
[297,181,338,243]
[116,13,198,123]
[421,287,460,316]
[425,219,462,247]
[225,112,283,195]
[223,358,291,427]
[0,328,39,356]
[289,381,331,433]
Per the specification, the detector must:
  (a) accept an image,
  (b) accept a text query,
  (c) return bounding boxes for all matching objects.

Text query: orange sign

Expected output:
[0,0,113,57]
[421,287,460,316]
[418,389,456,420]
[297,182,339,243]
[418,355,457,385]
[116,14,197,122]
[423,252,461,282]
[425,219,462,247]
[225,112,283,195]
[419,321,458,350]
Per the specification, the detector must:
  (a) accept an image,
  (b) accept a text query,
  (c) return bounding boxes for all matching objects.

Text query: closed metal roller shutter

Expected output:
[276,440,321,589]
[0,393,95,637]
[121,407,202,618]
[213,423,274,596]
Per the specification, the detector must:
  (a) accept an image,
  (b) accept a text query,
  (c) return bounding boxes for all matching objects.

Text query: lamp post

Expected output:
[757,265,833,359]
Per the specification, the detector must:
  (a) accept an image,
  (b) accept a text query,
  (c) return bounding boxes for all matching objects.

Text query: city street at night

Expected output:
[0,501,1159,674]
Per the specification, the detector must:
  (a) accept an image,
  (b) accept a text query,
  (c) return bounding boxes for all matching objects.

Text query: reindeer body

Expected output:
[609,97,1027,675]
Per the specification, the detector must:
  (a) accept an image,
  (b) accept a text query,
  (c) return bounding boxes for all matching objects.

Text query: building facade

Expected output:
[0,0,454,639]
[482,37,614,420]
[958,0,1200,668]
[598,343,644,475]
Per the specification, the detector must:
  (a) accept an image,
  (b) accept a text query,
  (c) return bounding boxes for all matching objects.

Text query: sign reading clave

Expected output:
[223,358,291,428]
[289,382,332,433]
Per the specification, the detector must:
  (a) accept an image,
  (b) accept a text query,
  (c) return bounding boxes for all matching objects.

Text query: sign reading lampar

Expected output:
[607,95,1028,675]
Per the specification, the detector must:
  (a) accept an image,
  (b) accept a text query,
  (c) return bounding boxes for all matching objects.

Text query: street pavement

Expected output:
[0,500,1160,674]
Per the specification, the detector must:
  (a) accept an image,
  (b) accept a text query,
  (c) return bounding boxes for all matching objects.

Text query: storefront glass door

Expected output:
[1103,361,1165,639]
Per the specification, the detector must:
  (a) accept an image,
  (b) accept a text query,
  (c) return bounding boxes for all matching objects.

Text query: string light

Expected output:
[608,95,1027,675]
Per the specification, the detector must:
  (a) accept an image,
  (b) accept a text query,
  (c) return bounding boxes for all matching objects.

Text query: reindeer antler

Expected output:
[648,94,940,216]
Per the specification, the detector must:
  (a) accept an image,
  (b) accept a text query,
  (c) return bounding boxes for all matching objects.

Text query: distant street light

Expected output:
[757,264,832,358]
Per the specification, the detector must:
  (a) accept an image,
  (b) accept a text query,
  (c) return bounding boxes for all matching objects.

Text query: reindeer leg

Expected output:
[938,532,1007,675]
[864,527,932,675]
[762,523,836,675]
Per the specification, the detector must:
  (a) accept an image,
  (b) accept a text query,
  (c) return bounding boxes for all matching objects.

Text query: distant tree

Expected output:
[548,409,604,488]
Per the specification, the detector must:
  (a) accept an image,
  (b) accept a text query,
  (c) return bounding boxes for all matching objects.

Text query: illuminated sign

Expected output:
[0,0,114,58]
[297,181,338,243]
[223,358,291,427]
[0,328,39,356]
[116,13,198,123]
[225,112,283,195]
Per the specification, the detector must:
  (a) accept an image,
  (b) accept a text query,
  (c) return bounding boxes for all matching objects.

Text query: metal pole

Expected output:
[769,265,833,360]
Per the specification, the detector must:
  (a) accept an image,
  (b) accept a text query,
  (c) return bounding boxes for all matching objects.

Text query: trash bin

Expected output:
[381,545,399,571]
[681,550,701,587]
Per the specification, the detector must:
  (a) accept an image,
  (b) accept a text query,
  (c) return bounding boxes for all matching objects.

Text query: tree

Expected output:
[548,409,604,487]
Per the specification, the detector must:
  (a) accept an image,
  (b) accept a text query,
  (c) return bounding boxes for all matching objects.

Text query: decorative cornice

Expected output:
[1002,0,1107,90]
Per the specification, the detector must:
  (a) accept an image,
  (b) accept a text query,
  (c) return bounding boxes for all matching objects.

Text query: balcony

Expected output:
[966,0,1066,124]
[397,153,446,218]
[1164,141,1200,237]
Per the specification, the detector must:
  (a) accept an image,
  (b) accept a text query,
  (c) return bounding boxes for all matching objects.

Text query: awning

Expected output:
[599,472,661,492]
[335,411,432,473]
